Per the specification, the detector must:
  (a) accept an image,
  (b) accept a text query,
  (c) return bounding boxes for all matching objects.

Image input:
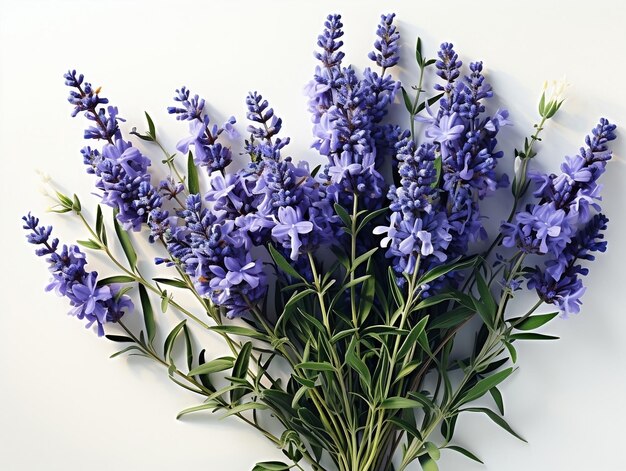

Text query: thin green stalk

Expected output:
[308,252,358,468]
[409,66,427,140]
[398,252,527,470]
[118,319,327,470]
[359,261,421,471]
[153,136,188,194]
[246,299,351,466]
[349,195,359,330]
[76,212,210,329]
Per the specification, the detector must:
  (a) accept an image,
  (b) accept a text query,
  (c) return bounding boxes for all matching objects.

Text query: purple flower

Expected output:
[23,214,133,336]
[70,272,111,322]
[102,139,151,178]
[176,120,207,157]
[271,206,314,260]
[169,88,235,173]
[368,13,400,69]
[502,203,572,255]
[425,112,465,158]
[209,255,263,290]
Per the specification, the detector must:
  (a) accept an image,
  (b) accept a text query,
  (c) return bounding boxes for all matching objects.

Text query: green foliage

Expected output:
[187,151,200,194]
[62,43,567,471]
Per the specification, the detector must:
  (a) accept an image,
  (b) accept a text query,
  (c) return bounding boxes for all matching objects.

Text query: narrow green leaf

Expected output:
[50,207,72,214]
[153,277,188,289]
[311,164,321,178]
[538,91,546,116]
[295,362,336,373]
[334,203,352,228]
[163,320,186,359]
[292,374,316,388]
[95,204,104,242]
[114,285,134,301]
[394,361,421,384]
[431,156,442,189]
[188,357,235,376]
[388,417,423,441]
[353,247,378,271]
[209,325,271,342]
[380,397,424,410]
[418,455,439,471]
[329,327,358,344]
[413,293,458,311]
[105,335,134,343]
[415,37,423,66]
[424,442,441,461]
[504,341,517,363]
[113,209,137,268]
[219,402,268,419]
[232,342,252,380]
[346,339,371,388]
[401,86,414,114]
[457,367,513,406]
[268,244,303,281]
[55,191,73,208]
[96,275,136,287]
[252,461,291,471]
[490,386,505,415]
[160,291,170,313]
[176,401,220,420]
[138,284,156,344]
[110,345,143,358]
[344,275,372,290]
[145,111,156,138]
[357,207,388,234]
[463,407,526,442]
[446,445,484,464]
[362,325,409,337]
[187,151,200,194]
[182,324,194,371]
[231,342,252,403]
[415,92,444,114]
[284,289,315,313]
[429,307,473,329]
[358,259,377,323]
[418,256,478,286]
[476,272,496,315]
[77,239,101,250]
[509,333,559,341]
[398,316,429,359]
[511,312,559,331]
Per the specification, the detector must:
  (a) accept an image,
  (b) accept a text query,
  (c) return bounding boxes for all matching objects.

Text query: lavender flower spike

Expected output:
[22,213,133,336]
[368,13,400,69]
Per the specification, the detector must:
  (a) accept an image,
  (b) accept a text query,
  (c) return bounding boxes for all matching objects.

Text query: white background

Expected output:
[1,1,626,470]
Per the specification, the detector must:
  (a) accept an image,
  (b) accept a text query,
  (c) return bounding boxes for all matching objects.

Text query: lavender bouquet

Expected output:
[23,13,615,471]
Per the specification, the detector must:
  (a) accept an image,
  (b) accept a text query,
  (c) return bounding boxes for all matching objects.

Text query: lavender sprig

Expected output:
[22,213,133,336]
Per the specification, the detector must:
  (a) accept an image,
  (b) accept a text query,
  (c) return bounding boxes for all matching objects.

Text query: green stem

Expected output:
[154,136,188,194]
[349,195,359,330]
[398,252,527,470]
[359,261,421,471]
[77,212,210,329]
[409,66,426,140]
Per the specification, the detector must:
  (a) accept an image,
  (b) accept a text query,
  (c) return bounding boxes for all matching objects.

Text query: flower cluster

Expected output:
[376,42,510,284]
[158,87,340,315]
[65,70,162,231]
[168,87,237,173]
[306,13,401,209]
[163,194,267,318]
[503,119,616,313]
[22,213,133,335]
